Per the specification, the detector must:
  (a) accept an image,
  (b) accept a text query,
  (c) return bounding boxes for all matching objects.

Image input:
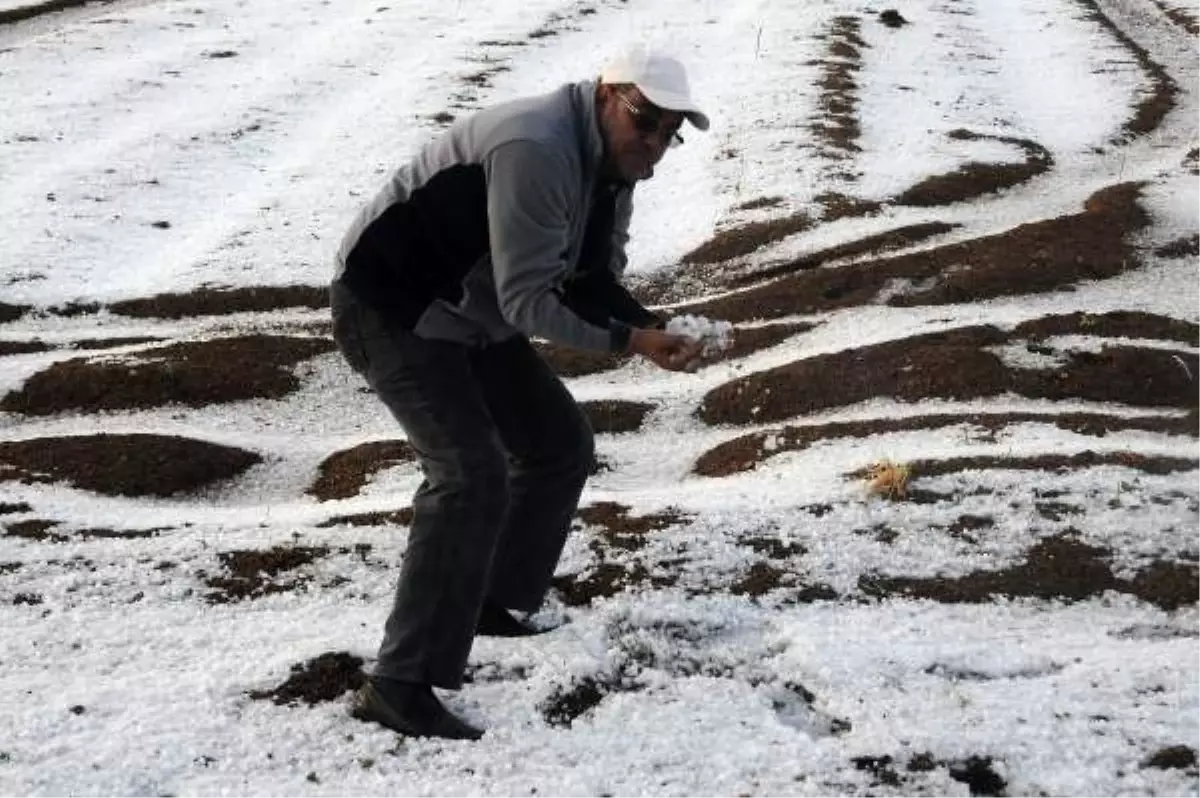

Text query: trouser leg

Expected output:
[332,285,508,689]
[467,336,595,612]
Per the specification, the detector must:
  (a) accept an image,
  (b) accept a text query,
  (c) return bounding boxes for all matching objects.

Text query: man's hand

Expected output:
[628,328,704,372]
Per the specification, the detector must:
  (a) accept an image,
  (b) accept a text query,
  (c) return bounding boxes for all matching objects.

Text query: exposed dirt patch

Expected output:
[894,130,1053,207]
[541,674,635,727]
[735,321,817,356]
[0,340,52,356]
[72,336,164,351]
[12,592,43,606]
[1013,310,1198,344]
[742,535,807,559]
[699,324,1195,426]
[694,410,1197,477]
[74,527,164,540]
[810,16,866,160]
[947,756,1007,797]
[730,562,790,596]
[2,334,334,416]
[1185,148,1199,174]
[879,9,908,28]
[108,285,328,319]
[248,652,366,706]
[205,545,328,604]
[1154,234,1199,259]
[533,342,629,378]
[579,400,654,434]
[316,507,414,528]
[683,183,1147,323]
[860,534,1197,610]
[0,502,32,515]
[1142,745,1198,770]
[681,211,815,266]
[551,560,676,607]
[817,192,883,222]
[1075,0,1179,140]
[0,302,30,324]
[890,451,1198,480]
[734,196,785,212]
[578,502,690,552]
[727,222,959,289]
[0,434,261,497]
[308,441,416,502]
[3,519,66,542]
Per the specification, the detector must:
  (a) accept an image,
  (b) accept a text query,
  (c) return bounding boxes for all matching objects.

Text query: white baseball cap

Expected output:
[600,45,710,131]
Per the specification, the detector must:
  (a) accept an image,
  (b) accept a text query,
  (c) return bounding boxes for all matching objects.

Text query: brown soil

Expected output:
[533,342,629,378]
[0,340,52,356]
[1075,0,1179,140]
[74,527,163,540]
[578,501,689,552]
[0,434,261,497]
[0,0,95,24]
[701,322,1196,426]
[541,674,634,727]
[316,507,414,528]
[816,192,883,221]
[2,334,334,416]
[72,336,164,351]
[681,211,814,265]
[695,410,1198,477]
[894,130,1053,207]
[0,302,30,324]
[4,519,67,542]
[108,285,328,319]
[861,534,1197,610]
[1143,745,1198,770]
[205,545,328,603]
[551,560,676,607]
[682,183,1147,323]
[742,535,807,559]
[308,441,416,502]
[1012,311,1198,344]
[734,196,785,212]
[810,17,865,160]
[248,652,365,706]
[726,222,959,289]
[579,400,654,434]
[1185,148,1199,174]
[730,562,790,596]
[888,451,1198,480]
[1154,234,1199,259]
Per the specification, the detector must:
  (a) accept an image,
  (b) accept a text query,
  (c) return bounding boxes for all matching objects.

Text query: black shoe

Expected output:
[351,678,483,741]
[475,603,548,637]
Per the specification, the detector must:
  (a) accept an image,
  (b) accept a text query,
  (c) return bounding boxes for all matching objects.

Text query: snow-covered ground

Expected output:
[1,0,1197,794]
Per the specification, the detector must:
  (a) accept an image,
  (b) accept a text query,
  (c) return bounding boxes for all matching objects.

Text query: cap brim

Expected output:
[636,84,710,131]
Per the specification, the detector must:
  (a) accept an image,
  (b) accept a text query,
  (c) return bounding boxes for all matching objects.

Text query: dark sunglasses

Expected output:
[617,92,684,147]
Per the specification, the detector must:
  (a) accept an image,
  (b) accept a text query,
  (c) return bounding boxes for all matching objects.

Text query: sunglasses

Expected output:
[617,92,684,148]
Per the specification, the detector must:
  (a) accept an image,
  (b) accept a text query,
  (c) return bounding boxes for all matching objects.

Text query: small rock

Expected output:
[880,9,908,27]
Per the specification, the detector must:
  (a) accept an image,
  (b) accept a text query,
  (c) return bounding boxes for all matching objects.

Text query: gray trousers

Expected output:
[330,283,594,689]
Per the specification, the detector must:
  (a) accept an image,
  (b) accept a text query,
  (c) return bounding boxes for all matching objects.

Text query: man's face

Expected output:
[599,85,685,183]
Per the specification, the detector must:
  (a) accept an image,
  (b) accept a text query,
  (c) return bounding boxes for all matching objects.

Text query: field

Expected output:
[0,0,1197,794]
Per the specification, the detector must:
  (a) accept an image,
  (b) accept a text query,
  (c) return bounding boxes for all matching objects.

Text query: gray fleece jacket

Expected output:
[333,79,660,352]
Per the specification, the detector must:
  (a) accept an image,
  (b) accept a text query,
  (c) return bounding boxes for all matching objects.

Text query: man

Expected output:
[330,45,709,741]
